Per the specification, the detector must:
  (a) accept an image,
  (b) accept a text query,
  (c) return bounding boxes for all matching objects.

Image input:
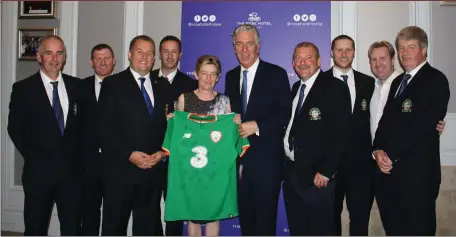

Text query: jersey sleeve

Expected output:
[162,118,174,156]
[236,135,250,158]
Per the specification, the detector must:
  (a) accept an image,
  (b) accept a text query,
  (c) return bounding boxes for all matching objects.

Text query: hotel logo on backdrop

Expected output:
[189,14,222,27]
[237,12,272,28]
[287,13,324,27]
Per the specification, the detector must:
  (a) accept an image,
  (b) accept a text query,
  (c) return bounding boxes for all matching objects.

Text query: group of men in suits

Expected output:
[7,23,449,236]
[7,33,198,236]
[282,26,449,236]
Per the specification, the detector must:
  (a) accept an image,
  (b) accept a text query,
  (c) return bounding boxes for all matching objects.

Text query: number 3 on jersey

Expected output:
[190,146,208,168]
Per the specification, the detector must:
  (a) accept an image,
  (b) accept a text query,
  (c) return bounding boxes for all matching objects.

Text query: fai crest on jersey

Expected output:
[309,108,321,121]
[210,131,222,143]
[361,99,368,111]
[402,99,412,112]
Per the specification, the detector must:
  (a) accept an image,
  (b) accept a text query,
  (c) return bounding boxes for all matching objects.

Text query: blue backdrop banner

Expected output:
[180,1,331,235]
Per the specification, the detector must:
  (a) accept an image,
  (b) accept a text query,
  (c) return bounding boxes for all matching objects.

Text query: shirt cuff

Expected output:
[372,151,376,160]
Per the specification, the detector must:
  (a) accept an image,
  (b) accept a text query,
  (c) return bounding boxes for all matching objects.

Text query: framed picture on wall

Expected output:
[18,28,58,60]
[18,1,56,19]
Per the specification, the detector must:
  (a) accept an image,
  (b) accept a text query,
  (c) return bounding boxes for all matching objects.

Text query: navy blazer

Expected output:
[225,60,292,175]
[321,68,375,174]
[290,71,351,185]
[8,71,83,183]
[97,68,168,184]
[150,69,198,105]
[373,63,450,186]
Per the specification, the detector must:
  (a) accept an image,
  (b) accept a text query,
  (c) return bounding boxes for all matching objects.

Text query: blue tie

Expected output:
[241,70,248,119]
[139,77,154,116]
[51,81,64,136]
[341,75,348,85]
[397,74,411,98]
[288,84,306,151]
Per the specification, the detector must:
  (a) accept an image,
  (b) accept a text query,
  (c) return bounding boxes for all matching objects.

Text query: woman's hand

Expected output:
[166,113,175,120]
[233,114,242,125]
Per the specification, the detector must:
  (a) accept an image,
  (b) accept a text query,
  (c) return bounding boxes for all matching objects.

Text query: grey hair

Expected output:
[231,24,261,45]
[37,35,67,55]
[395,26,428,50]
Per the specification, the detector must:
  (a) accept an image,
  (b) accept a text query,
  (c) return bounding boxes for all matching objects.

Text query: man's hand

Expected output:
[129,151,153,169]
[146,151,166,167]
[238,121,258,138]
[314,172,329,188]
[374,150,393,174]
[437,120,445,135]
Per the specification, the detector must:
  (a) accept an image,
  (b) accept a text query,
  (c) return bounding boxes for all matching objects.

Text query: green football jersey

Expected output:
[162,111,249,221]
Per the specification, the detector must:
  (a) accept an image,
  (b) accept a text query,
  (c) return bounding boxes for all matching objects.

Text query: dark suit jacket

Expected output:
[79,75,101,172]
[321,68,375,175]
[225,60,292,175]
[7,71,83,184]
[80,76,99,150]
[290,71,351,185]
[97,68,167,184]
[373,63,450,187]
[150,69,198,106]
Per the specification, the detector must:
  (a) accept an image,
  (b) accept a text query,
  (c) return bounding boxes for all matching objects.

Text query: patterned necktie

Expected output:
[341,75,348,85]
[289,84,306,151]
[397,74,411,97]
[139,77,154,116]
[241,70,248,119]
[50,81,64,135]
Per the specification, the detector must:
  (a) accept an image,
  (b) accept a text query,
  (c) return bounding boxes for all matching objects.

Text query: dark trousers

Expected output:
[23,176,82,236]
[237,162,282,236]
[154,161,183,236]
[80,152,103,236]
[375,171,439,236]
[101,177,163,236]
[334,168,374,236]
[283,159,336,236]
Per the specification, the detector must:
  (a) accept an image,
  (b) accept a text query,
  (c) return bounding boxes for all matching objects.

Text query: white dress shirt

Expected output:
[239,57,260,103]
[332,67,356,112]
[370,70,401,142]
[158,68,178,84]
[239,58,260,135]
[94,74,103,101]
[130,68,155,106]
[40,70,69,126]
[284,70,320,161]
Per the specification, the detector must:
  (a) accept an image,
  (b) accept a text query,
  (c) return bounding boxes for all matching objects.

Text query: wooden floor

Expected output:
[1,231,23,236]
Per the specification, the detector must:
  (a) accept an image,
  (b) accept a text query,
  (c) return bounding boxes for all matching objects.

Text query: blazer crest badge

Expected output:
[402,99,412,112]
[309,108,321,121]
[361,99,368,111]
